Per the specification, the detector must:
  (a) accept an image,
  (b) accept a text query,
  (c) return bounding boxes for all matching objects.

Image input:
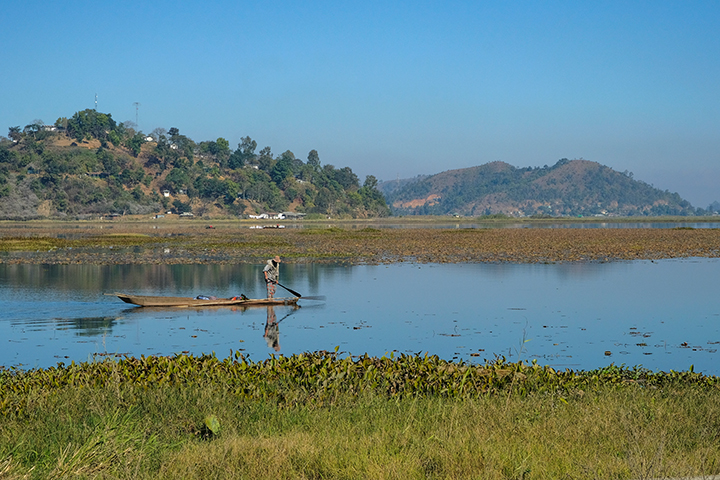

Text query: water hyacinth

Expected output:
[2,351,718,418]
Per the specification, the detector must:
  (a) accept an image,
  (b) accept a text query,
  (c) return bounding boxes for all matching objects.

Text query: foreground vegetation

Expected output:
[1,352,719,479]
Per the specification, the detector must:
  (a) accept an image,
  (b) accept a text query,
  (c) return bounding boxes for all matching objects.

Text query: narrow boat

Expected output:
[111,293,299,308]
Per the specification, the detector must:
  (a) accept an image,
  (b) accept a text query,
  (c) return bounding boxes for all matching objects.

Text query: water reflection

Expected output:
[1,260,719,374]
[264,306,280,351]
[61,316,118,337]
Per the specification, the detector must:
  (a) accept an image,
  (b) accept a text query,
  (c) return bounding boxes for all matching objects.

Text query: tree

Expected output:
[119,166,146,187]
[314,187,337,215]
[172,134,195,160]
[8,126,21,142]
[66,109,117,141]
[150,127,167,141]
[307,150,320,170]
[333,166,359,190]
[126,132,145,157]
[363,174,378,190]
[257,146,274,172]
[215,137,230,154]
[163,168,191,192]
[303,149,321,182]
[229,136,257,169]
[172,199,191,214]
[107,130,121,147]
[23,124,40,136]
[239,136,257,157]
[359,175,390,216]
[271,150,295,185]
[209,137,231,167]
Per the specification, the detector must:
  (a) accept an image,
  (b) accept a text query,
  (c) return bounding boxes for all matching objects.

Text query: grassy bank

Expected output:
[2,353,719,479]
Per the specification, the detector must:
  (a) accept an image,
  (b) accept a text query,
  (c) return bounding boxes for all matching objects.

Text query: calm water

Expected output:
[1,260,719,374]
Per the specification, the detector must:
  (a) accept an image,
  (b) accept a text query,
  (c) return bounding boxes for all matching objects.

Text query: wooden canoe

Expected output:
[112,293,299,308]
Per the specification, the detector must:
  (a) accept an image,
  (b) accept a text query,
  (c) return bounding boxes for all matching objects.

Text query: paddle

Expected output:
[276,282,302,298]
[276,282,326,301]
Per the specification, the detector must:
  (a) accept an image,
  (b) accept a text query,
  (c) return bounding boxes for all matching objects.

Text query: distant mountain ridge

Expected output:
[380,159,697,217]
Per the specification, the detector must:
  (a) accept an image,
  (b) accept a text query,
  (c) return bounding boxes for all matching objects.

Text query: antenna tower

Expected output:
[133,102,141,127]
[94,94,98,111]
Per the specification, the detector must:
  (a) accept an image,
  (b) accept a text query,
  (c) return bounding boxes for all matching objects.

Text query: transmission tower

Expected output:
[133,102,141,127]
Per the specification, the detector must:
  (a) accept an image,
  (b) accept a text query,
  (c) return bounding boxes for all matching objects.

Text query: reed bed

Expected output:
[1,353,719,479]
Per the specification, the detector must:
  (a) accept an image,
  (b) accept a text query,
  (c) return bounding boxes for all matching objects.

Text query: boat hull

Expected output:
[112,293,299,308]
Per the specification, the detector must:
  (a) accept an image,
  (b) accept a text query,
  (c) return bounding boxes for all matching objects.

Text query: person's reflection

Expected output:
[264,305,280,351]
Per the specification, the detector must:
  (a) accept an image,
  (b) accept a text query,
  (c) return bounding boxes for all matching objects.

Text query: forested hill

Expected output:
[0,110,390,219]
[382,159,697,217]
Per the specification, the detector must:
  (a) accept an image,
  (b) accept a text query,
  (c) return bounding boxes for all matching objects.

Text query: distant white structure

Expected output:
[278,212,306,220]
[248,212,306,220]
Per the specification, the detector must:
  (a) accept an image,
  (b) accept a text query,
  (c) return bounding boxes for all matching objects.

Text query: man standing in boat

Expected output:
[263,255,281,298]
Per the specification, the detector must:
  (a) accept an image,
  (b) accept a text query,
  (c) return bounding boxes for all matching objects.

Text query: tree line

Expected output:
[0,109,390,219]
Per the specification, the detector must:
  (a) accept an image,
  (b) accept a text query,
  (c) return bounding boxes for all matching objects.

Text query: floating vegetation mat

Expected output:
[2,226,720,264]
[2,352,719,417]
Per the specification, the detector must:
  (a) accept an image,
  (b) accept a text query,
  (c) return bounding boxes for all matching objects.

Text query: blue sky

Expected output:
[2,1,719,207]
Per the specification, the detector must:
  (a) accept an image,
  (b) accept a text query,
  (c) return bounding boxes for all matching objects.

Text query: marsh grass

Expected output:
[3,224,720,265]
[1,355,719,479]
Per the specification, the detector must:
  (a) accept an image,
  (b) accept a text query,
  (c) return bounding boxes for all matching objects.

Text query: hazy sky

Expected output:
[2,1,718,207]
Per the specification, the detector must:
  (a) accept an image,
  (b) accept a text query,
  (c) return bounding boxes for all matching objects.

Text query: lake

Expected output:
[1,259,718,374]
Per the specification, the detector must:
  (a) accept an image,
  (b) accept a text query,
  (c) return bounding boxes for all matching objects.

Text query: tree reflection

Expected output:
[63,316,118,337]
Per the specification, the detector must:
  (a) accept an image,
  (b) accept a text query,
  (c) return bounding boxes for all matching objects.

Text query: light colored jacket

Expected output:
[263,260,279,283]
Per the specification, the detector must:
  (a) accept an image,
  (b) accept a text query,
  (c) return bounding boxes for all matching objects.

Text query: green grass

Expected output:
[1,354,719,479]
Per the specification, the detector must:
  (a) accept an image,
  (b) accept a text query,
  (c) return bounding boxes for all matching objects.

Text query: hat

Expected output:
[273,255,281,263]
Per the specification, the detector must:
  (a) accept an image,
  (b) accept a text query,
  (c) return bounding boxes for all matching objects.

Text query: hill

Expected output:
[0,110,390,219]
[384,159,698,217]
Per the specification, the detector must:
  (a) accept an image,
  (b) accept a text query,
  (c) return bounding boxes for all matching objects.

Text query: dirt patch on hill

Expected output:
[394,194,441,209]
[51,136,101,149]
